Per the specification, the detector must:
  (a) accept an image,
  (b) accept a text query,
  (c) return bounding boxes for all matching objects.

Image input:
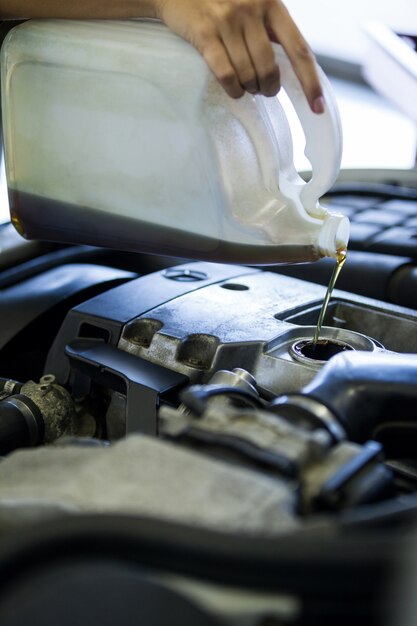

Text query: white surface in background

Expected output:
[283,78,417,172]
[286,0,417,65]
[285,0,417,170]
[333,79,416,170]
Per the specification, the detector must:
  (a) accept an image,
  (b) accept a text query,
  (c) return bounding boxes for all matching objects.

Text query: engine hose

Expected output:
[0,394,44,455]
[271,351,417,444]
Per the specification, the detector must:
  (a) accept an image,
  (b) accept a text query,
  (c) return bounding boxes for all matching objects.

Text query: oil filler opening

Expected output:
[291,338,354,363]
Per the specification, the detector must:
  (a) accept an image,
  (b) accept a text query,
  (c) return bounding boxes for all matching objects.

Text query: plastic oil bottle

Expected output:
[1,19,349,264]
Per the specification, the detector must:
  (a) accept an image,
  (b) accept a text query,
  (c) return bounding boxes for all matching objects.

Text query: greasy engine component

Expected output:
[0,374,77,454]
[43,262,417,440]
[20,375,77,443]
[65,340,189,437]
[161,369,394,515]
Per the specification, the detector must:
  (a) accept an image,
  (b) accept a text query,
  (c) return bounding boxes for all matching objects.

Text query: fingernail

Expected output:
[244,82,259,95]
[313,96,325,114]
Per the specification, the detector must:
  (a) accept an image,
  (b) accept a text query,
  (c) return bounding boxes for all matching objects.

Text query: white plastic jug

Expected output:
[1,19,349,264]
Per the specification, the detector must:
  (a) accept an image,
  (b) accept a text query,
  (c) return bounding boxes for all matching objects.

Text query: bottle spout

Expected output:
[316,213,350,258]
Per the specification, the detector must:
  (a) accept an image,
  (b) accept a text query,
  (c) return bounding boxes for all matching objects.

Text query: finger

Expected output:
[243,18,280,97]
[218,22,259,94]
[266,1,324,112]
[200,36,245,98]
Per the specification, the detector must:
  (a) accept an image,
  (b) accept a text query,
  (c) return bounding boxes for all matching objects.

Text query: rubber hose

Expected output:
[0,394,44,455]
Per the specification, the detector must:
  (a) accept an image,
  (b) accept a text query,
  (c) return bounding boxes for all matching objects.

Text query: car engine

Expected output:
[1,254,417,625]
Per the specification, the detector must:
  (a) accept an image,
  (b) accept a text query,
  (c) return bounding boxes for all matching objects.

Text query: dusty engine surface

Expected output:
[1,261,417,522]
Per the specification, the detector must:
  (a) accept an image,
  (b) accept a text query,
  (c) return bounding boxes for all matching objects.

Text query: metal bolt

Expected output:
[231,368,257,386]
[40,374,56,385]
[39,374,56,393]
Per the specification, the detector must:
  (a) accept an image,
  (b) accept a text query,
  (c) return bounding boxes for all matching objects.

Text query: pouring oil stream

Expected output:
[313,249,347,345]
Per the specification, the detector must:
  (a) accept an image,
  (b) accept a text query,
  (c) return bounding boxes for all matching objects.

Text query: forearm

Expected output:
[0,0,159,20]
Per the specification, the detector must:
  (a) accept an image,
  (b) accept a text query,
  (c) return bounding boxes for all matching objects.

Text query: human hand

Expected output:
[155,0,324,113]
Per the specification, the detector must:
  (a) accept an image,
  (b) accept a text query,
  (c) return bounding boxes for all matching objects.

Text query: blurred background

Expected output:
[287,0,417,170]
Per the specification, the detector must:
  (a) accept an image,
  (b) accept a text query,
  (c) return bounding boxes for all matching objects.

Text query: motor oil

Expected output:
[312,249,347,344]
[1,19,349,264]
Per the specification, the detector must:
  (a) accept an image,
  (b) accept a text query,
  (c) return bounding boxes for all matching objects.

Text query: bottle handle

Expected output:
[272,44,343,215]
